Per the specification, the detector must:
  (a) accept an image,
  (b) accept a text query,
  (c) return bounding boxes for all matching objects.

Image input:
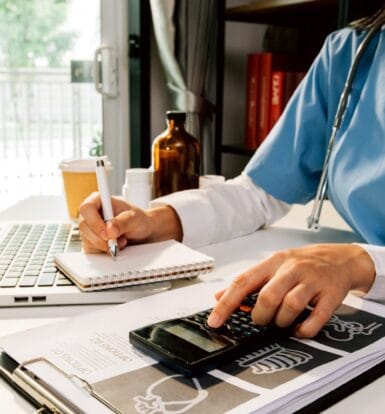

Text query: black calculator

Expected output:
[129,293,310,376]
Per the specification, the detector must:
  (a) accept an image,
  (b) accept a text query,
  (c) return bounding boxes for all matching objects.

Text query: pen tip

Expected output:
[109,243,118,259]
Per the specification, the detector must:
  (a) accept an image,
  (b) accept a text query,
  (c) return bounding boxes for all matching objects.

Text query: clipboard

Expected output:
[0,350,119,414]
[2,281,385,414]
[2,348,385,414]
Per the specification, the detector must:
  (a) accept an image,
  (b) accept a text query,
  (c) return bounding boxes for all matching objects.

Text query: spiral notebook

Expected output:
[54,240,214,291]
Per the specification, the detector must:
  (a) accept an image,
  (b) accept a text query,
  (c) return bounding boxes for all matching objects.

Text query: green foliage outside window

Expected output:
[89,131,104,157]
[0,0,76,67]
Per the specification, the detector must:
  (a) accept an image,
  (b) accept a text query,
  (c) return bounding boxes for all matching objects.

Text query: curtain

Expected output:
[150,0,218,173]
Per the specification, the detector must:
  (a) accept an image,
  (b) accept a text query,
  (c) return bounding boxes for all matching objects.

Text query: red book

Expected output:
[244,54,261,150]
[283,71,298,106]
[284,70,306,105]
[295,71,306,87]
[257,53,273,144]
[269,70,286,130]
[257,53,298,144]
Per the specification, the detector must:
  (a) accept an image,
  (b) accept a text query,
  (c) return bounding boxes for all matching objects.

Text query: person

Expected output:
[79,5,385,338]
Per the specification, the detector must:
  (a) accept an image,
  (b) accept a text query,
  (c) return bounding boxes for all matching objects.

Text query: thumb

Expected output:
[105,218,122,239]
[106,209,140,239]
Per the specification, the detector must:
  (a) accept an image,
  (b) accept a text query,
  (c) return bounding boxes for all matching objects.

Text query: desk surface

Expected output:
[1,196,385,413]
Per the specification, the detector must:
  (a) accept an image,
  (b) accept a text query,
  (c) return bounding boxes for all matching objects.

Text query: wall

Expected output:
[150,28,172,146]
[149,2,266,178]
[221,21,266,178]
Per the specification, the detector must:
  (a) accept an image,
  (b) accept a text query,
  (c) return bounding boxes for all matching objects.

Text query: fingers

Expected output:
[79,193,137,253]
[107,210,135,239]
[79,193,113,253]
[251,262,301,326]
[272,283,311,327]
[296,293,342,338]
[82,238,107,254]
[208,244,356,338]
[81,226,128,254]
[251,256,321,327]
[79,194,108,254]
[79,192,107,235]
[207,254,281,328]
[214,289,226,301]
[109,209,152,244]
[117,235,128,250]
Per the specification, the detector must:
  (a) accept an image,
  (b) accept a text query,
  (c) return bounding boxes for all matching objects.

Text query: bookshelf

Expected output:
[214,0,384,175]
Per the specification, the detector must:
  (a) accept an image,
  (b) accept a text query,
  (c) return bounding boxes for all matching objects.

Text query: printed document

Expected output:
[2,281,385,413]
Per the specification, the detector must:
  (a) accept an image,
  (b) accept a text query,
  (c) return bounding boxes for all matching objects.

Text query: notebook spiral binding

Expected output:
[81,261,213,290]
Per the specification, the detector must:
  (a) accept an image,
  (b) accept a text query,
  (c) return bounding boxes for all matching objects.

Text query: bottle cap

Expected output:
[166,111,186,122]
[125,168,152,185]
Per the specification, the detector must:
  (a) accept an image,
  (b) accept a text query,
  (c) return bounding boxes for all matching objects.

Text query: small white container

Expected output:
[199,174,225,189]
[122,168,153,209]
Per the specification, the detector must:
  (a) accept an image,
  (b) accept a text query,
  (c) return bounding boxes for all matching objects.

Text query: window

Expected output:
[0,0,129,208]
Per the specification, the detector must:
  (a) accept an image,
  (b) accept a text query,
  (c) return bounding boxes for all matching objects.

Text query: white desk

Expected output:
[1,196,385,413]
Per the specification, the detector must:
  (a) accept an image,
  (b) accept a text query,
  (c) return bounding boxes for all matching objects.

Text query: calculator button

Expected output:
[193,315,205,323]
[243,293,257,302]
[227,325,242,335]
[242,299,256,307]
[239,304,253,313]
[204,321,228,334]
[229,319,241,326]
[184,316,196,323]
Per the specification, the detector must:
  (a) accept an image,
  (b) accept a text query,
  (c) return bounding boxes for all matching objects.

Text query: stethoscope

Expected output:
[307,23,383,231]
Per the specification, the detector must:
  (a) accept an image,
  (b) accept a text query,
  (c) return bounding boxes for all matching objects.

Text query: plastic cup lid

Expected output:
[59,156,112,172]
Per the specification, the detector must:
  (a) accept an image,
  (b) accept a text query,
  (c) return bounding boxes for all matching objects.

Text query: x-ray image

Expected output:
[91,363,257,414]
[314,304,385,352]
[88,304,385,412]
[219,339,339,389]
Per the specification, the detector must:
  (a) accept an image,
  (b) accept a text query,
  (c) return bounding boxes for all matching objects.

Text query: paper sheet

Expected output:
[54,239,214,290]
[2,282,385,413]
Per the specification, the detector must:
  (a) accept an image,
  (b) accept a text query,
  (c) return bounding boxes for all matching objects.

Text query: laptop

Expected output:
[0,221,170,307]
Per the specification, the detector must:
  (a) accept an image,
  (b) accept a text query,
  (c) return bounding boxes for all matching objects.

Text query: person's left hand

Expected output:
[207,243,375,338]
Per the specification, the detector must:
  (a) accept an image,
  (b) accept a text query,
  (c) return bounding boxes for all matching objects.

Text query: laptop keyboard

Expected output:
[0,223,80,288]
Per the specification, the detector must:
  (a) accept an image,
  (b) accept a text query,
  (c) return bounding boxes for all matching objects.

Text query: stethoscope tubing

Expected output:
[307,23,383,231]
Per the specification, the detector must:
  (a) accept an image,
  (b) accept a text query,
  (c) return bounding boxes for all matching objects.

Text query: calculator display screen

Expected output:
[164,323,226,353]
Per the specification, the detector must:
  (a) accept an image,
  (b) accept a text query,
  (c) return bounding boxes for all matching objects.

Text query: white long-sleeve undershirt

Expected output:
[150,173,385,303]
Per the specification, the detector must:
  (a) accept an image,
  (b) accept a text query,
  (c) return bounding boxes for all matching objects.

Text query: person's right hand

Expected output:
[207,243,375,338]
[78,192,183,254]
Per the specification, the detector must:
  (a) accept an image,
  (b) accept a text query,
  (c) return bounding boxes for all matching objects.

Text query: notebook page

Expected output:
[54,240,214,288]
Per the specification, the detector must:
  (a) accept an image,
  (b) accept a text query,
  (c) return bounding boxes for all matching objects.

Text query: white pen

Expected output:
[95,159,118,260]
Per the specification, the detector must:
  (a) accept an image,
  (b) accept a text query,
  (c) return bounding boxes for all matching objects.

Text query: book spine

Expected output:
[284,70,306,106]
[283,71,297,106]
[244,54,260,150]
[257,52,273,145]
[269,70,286,130]
[295,71,306,88]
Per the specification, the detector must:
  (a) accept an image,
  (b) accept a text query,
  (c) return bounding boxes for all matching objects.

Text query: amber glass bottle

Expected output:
[152,111,200,197]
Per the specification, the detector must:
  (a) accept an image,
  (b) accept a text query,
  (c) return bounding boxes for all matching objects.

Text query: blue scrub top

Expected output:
[245,27,385,245]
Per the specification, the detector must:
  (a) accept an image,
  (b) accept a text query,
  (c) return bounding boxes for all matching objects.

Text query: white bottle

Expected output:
[199,174,225,189]
[122,168,153,209]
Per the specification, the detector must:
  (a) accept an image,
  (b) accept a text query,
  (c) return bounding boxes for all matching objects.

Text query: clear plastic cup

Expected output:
[59,156,111,219]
